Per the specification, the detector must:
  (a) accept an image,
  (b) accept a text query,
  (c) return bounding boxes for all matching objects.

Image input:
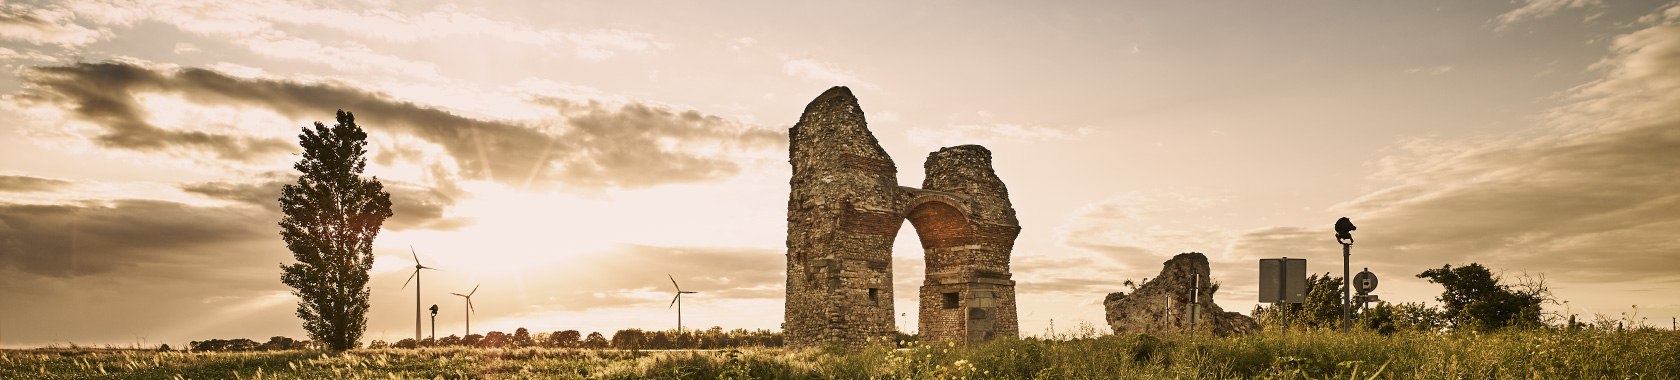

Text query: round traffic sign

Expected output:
[1354,269,1378,294]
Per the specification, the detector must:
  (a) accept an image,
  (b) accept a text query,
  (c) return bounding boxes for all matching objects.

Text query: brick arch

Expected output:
[902,198,993,343]
[905,199,974,251]
[903,191,970,216]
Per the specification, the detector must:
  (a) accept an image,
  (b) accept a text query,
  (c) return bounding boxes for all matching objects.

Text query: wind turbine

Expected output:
[451,284,479,336]
[401,247,436,342]
[668,274,699,332]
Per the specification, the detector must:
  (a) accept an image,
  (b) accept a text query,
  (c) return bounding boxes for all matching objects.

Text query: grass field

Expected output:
[2,328,1675,379]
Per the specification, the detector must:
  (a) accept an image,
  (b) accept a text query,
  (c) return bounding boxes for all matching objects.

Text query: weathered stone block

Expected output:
[1102,252,1259,337]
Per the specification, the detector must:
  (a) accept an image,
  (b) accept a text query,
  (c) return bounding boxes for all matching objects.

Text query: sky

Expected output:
[1,0,1677,348]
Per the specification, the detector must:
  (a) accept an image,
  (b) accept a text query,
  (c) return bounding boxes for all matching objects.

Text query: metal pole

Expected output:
[1280,257,1288,336]
[1342,243,1351,333]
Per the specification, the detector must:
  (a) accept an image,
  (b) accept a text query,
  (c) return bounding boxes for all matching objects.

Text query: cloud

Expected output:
[498,244,784,312]
[1010,252,1135,300]
[0,265,301,347]
[2,1,445,80]
[1635,2,1680,25]
[180,173,468,231]
[0,4,104,47]
[566,29,671,61]
[1034,192,1232,297]
[0,175,72,193]
[0,172,470,280]
[1057,192,1233,266]
[907,123,1092,148]
[240,35,444,80]
[13,62,294,162]
[1233,17,1680,285]
[0,196,304,345]
[0,199,275,278]
[1493,0,1604,31]
[177,174,290,209]
[0,47,60,64]
[10,61,784,189]
[1403,65,1455,75]
[62,0,667,62]
[538,99,787,189]
[782,58,877,89]
[729,37,757,52]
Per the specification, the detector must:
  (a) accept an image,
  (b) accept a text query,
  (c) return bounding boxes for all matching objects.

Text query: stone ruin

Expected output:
[784,86,1021,347]
[1103,252,1258,337]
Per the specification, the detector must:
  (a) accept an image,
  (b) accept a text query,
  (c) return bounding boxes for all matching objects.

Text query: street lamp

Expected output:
[429,304,439,341]
[1335,217,1356,332]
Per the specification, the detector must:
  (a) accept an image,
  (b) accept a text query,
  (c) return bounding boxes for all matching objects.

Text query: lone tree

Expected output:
[279,110,393,351]
[1417,263,1547,331]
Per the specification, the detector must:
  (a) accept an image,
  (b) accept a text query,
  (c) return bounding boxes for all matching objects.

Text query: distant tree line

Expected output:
[370,327,784,350]
[1252,262,1554,334]
[188,336,315,352]
[184,327,783,352]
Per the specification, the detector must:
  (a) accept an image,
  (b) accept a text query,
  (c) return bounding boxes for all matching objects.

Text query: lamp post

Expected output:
[429,304,439,341]
[1335,217,1357,333]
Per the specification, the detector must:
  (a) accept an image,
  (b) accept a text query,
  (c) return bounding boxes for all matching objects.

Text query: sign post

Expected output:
[1259,257,1307,334]
[1353,268,1379,314]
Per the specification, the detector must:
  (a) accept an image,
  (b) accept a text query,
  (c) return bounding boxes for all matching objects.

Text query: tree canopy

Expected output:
[279,110,393,351]
[1417,263,1548,331]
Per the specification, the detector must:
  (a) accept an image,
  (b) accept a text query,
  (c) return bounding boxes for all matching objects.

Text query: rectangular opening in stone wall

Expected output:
[942,292,959,309]
[868,288,879,305]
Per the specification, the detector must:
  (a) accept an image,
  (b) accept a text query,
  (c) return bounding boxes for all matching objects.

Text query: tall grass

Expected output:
[2,328,1674,379]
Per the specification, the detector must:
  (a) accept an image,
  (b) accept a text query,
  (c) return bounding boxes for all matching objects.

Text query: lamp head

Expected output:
[429,304,439,316]
[1335,217,1357,244]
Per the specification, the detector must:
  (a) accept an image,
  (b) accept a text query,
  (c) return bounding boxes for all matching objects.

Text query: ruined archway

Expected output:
[784,86,1020,347]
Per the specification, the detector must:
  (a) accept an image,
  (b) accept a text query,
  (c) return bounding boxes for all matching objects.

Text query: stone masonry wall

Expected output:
[785,87,1021,347]
[784,86,901,348]
[914,146,1020,343]
[1102,252,1259,337]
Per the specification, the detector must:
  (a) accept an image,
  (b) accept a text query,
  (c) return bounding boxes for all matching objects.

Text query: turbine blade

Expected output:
[682,291,698,294]
[470,284,479,296]
[401,270,417,290]
[411,246,420,264]
[668,274,680,291]
[451,293,466,297]
[669,294,680,309]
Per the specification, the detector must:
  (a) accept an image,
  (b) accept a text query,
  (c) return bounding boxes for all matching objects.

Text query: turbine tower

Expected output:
[401,247,436,342]
[451,284,480,336]
[668,274,699,332]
